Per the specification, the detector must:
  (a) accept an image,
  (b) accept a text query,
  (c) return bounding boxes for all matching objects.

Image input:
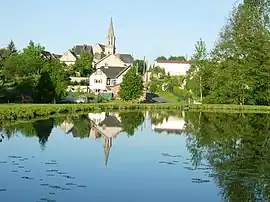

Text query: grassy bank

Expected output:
[188,104,270,113]
[0,103,184,121]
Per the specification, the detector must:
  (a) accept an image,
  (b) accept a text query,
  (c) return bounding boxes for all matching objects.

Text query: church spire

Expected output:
[105,17,116,55]
[108,17,115,37]
[103,137,112,167]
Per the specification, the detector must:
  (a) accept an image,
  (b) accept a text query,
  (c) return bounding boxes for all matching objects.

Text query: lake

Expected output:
[0,111,269,202]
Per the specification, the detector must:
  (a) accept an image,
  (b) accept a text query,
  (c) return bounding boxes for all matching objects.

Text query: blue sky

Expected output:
[0,0,239,62]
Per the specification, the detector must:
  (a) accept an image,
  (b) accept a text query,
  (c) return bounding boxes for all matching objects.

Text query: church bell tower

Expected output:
[105,17,116,55]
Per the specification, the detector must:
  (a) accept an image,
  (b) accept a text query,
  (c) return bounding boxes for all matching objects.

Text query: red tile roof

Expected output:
[155,60,190,64]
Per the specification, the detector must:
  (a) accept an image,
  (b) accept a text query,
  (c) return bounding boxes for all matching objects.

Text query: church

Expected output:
[60,18,134,67]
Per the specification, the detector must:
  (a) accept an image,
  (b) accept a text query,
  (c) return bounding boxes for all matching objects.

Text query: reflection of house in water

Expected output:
[88,112,122,166]
[59,113,123,166]
[151,112,186,134]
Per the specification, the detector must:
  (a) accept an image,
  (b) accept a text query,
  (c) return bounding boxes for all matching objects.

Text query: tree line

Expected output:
[187,0,270,105]
[0,40,69,103]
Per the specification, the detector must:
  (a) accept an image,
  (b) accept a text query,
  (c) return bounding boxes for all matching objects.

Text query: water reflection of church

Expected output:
[59,112,123,167]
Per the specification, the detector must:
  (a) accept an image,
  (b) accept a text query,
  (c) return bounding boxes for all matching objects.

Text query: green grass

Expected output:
[157,91,182,103]
[0,103,184,121]
[188,104,270,113]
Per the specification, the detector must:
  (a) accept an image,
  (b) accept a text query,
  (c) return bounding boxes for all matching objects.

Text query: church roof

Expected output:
[99,66,128,79]
[98,115,121,127]
[115,54,134,64]
[107,17,115,37]
[97,43,105,51]
[72,45,93,56]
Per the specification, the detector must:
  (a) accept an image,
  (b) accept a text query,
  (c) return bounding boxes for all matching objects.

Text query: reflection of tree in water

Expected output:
[1,118,54,148]
[71,115,91,138]
[33,119,54,148]
[185,112,270,201]
[119,111,144,136]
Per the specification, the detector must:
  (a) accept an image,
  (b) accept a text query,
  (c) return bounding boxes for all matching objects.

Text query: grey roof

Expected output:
[97,43,105,51]
[41,51,57,59]
[72,45,93,56]
[99,66,127,79]
[116,54,134,64]
[42,51,62,60]
[99,115,121,127]
[53,53,62,59]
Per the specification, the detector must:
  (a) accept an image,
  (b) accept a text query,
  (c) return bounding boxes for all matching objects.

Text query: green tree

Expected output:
[42,58,68,102]
[133,59,146,75]
[203,2,270,105]
[119,66,143,101]
[21,40,45,75]
[3,53,25,80]
[74,49,93,77]
[168,55,187,61]
[33,71,55,103]
[5,40,17,57]
[186,38,208,102]
[156,56,167,60]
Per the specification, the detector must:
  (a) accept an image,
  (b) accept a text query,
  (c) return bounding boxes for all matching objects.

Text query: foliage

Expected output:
[132,59,146,75]
[119,66,143,101]
[168,55,186,61]
[119,111,144,136]
[21,40,45,75]
[43,59,68,102]
[33,72,55,103]
[186,38,208,102]
[74,49,93,77]
[156,56,167,60]
[156,56,187,61]
[192,2,270,105]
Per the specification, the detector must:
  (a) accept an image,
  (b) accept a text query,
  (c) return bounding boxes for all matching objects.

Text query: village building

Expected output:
[153,60,190,76]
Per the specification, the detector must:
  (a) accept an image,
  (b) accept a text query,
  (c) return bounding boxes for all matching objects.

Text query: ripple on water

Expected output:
[40,197,56,202]
[0,189,7,192]
[21,176,34,180]
[62,175,75,179]
[0,161,7,164]
[77,185,87,188]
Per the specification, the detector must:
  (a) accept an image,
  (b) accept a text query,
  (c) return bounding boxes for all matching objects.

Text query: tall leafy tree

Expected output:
[186,39,208,102]
[74,49,93,76]
[132,59,146,75]
[42,58,68,102]
[119,66,143,101]
[204,1,270,105]
[21,40,45,75]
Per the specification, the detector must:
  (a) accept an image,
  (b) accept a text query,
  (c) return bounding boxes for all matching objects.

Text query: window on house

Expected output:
[111,79,116,86]
[107,79,110,85]
[94,79,102,83]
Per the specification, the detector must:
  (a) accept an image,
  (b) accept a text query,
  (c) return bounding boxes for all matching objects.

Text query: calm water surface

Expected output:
[0,111,269,202]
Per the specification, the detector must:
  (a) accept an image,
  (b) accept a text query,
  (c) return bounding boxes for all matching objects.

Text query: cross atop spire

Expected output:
[107,17,115,37]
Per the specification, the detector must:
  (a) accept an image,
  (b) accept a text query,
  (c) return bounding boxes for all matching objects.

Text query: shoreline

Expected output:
[1,103,270,122]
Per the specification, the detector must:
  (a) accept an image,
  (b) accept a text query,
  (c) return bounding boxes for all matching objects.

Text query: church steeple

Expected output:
[105,17,116,55]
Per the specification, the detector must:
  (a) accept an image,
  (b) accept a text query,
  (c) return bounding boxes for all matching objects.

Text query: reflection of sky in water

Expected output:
[0,114,220,202]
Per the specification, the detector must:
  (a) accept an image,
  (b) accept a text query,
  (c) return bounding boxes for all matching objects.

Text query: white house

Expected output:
[151,113,186,134]
[153,60,190,76]
[89,65,130,94]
